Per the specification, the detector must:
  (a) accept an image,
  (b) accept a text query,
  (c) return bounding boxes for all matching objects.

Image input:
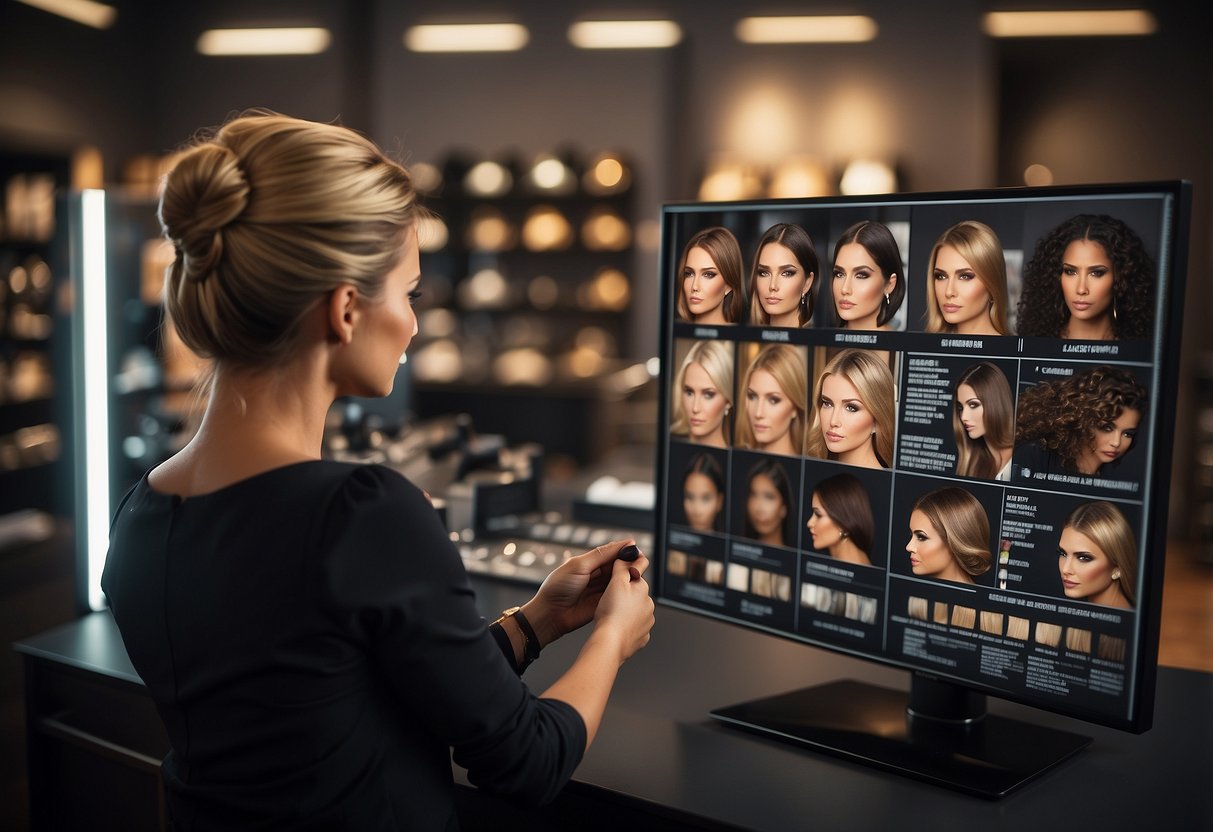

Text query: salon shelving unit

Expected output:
[0,152,70,539]
[411,153,637,463]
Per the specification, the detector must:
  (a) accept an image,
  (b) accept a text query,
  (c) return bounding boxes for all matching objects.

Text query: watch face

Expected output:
[503,606,522,616]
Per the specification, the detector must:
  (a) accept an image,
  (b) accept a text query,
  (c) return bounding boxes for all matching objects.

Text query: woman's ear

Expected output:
[886,273,898,295]
[329,284,359,345]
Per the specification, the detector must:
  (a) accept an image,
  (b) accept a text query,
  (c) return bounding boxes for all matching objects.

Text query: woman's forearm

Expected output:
[538,626,626,749]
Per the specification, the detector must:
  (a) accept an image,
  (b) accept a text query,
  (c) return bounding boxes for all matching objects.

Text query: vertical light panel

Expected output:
[80,189,110,611]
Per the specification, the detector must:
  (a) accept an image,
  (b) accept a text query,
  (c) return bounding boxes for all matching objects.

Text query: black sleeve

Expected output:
[317,465,586,806]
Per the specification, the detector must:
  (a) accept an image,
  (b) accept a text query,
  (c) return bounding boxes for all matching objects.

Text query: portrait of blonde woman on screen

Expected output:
[670,340,734,448]
[735,344,808,457]
[1057,501,1136,609]
[675,226,746,326]
[905,487,993,585]
[805,349,895,469]
[748,222,819,328]
[924,220,1010,337]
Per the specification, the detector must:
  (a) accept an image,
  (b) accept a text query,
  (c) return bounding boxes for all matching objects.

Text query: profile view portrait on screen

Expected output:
[828,220,905,330]
[905,487,993,585]
[952,362,1015,481]
[675,226,746,325]
[735,344,807,456]
[1058,501,1137,609]
[670,339,735,448]
[99,111,655,831]
[748,222,819,328]
[1016,214,1155,341]
[925,220,1010,336]
[1016,365,1146,477]
[744,458,793,547]
[806,473,875,566]
[681,453,726,533]
[805,348,895,469]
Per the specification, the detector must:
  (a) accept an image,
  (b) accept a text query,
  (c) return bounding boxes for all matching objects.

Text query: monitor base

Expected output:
[710,676,1092,799]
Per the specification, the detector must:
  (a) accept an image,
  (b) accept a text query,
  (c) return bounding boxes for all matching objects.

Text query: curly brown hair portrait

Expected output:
[1015,366,1148,473]
[1015,214,1155,340]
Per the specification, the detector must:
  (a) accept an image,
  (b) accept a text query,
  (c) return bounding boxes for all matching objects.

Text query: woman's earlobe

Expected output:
[329,285,359,345]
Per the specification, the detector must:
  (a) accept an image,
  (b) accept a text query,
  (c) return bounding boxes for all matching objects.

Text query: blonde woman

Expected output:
[805,349,895,468]
[925,220,1010,336]
[675,226,746,325]
[101,111,654,828]
[905,487,992,584]
[735,344,808,456]
[952,362,1014,480]
[670,340,734,447]
[1058,501,1136,608]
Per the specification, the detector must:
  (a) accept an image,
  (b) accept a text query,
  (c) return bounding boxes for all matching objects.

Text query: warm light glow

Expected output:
[527,156,574,192]
[464,161,512,196]
[736,15,878,44]
[839,160,897,195]
[197,28,331,56]
[522,206,574,251]
[15,0,115,29]
[81,190,110,611]
[769,158,831,198]
[1023,163,1055,186]
[568,20,682,49]
[983,10,1157,37]
[404,23,529,52]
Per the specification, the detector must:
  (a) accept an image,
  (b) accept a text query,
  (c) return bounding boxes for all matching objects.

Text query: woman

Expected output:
[805,349,895,468]
[806,473,874,566]
[905,487,992,584]
[744,458,793,547]
[670,339,734,447]
[1016,214,1155,340]
[1057,501,1136,608]
[682,453,725,533]
[675,226,746,325]
[828,220,905,330]
[1016,365,1146,476]
[952,362,1014,480]
[925,220,1010,336]
[100,112,655,829]
[748,222,819,328]
[735,344,807,456]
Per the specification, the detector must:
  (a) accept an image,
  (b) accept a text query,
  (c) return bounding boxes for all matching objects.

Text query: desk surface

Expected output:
[16,581,1213,832]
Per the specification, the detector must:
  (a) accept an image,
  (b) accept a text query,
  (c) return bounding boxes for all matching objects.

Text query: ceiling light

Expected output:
[736,16,878,44]
[983,10,1157,37]
[839,160,897,195]
[568,20,682,49]
[197,28,331,56]
[405,23,529,53]
[15,0,115,29]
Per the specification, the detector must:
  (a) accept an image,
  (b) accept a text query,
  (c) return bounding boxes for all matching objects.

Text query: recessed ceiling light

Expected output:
[404,23,529,53]
[196,28,332,56]
[15,0,116,29]
[983,10,1157,38]
[568,20,682,49]
[736,16,878,44]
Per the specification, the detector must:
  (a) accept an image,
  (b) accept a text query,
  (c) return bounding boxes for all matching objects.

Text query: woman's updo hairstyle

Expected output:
[159,111,418,368]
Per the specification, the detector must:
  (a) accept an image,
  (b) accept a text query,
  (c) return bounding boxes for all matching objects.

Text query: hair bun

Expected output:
[159,143,250,283]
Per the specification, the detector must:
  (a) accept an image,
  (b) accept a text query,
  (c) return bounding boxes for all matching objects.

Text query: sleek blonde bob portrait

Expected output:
[734,343,808,454]
[1063,501,1137,607]
[670,339,735,443]
[924,220,1010,335]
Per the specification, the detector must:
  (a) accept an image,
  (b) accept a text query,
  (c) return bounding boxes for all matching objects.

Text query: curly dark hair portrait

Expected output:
[1015,214,1155,339]
[1015,366,1148,472]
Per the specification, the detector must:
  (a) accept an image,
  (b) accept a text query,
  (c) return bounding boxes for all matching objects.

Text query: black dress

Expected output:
[102,461,585,831]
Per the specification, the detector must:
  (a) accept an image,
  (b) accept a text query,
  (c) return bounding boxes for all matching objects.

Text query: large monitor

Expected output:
[654,181,1191,797]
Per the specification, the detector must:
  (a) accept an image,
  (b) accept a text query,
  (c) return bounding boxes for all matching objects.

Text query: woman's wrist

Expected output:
[520,599,562,649]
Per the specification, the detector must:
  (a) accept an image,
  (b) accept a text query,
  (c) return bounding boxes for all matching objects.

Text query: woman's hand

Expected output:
[522,540,640,648]
[590,553,655,663]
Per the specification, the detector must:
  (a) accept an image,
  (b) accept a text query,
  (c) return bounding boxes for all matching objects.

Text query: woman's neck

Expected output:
[761,432,798,456]
[770,309,800,328]
[695,307,728,326]
[937,560,975,584]
[838,441,881,469]
[693,426,729,449]
[829,538,871,566]
[1075,447,1102,475]
[1063,315,1114,340]
[956,317,998,336]
[1088,581,1131,608]
[844,311,883,332]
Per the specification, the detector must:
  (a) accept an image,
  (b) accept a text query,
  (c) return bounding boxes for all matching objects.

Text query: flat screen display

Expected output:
[654,182,1190,733]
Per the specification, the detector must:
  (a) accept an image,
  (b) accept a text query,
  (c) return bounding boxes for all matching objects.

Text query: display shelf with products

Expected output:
[0,152,70,542]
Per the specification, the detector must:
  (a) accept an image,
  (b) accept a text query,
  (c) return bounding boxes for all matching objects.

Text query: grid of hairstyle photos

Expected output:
[657,185,1184,723]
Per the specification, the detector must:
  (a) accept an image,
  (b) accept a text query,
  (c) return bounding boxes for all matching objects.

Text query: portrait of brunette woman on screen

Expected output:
[670,340,734,448]
[953,362,1014,481]
[1057,501,1137,609]
[735,344,807,457]
[1016,214,1155,340]
[828,220,905,330]
[925,220,1010,337]
[681,453,725,533]
[675,226,746,325]
[1016,365,1146,477]
[806,473,875,566]
[744,458,793,547]
[748,223,819,328]
[805,349,895,469]
[905,487,993,585]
